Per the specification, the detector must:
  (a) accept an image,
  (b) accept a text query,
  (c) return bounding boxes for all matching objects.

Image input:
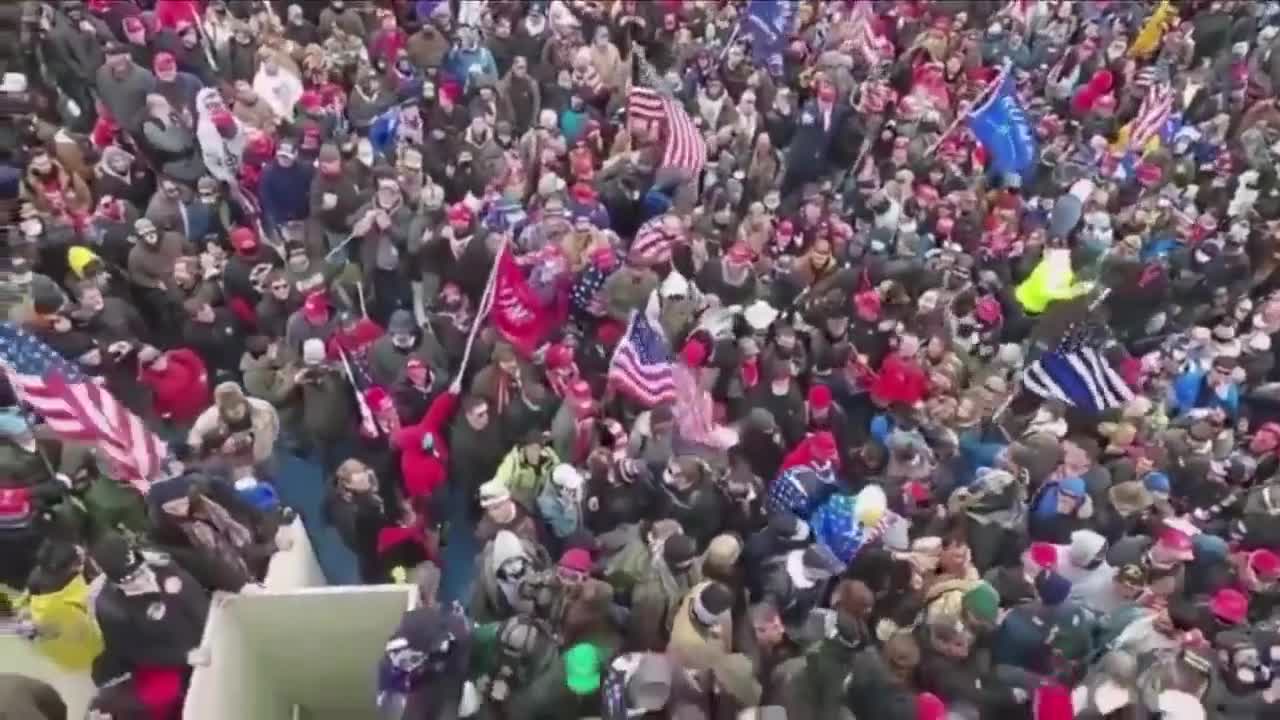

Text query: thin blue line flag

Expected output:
[968,75,1037,176]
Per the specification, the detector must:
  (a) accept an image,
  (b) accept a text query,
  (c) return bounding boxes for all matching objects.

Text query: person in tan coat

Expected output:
[188,381,281,478]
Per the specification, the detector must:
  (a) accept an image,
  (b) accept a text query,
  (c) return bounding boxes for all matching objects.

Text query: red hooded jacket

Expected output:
[139,349,210,423]
[392,390,460,500]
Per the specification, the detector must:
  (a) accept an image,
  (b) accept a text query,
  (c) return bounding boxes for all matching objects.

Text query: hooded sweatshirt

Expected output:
[195,88,246,185]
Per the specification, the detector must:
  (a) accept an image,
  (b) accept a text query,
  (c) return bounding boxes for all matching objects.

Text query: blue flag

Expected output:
[967,76,1037,176]
[368,107,400,159]
[744,0,796,65]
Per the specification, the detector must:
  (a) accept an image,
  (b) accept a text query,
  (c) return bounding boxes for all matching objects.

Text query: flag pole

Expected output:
[457,237,505,379]
[923,60,1013,157]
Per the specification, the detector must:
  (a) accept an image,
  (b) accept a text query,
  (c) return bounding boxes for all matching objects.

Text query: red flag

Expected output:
[489,245,552,356]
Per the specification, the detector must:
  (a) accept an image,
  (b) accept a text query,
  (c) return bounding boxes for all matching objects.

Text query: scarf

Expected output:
[179,496,254,581]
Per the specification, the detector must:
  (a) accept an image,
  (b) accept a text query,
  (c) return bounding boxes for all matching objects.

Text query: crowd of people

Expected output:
[4,0,1280,719]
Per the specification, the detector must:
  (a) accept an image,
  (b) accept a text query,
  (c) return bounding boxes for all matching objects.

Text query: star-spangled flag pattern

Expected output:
[607,291,676,407]
[1023,321,1134,414]
[810,494,896,563]
[0,322,166,493]
[968,72,1038,176]
[630,215,681,266]
[569,253,619,318]
[627,86,707,174]
[1128,82,1174,154]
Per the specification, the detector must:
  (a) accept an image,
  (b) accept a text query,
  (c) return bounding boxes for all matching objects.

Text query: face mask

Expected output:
[392,334,414,349]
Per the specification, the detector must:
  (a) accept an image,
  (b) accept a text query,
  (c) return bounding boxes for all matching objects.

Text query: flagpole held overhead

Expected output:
[457,236,505,380]
[924,60,1012,157]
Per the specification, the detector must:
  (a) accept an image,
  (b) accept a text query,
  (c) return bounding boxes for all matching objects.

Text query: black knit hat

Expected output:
[663,534,698,569]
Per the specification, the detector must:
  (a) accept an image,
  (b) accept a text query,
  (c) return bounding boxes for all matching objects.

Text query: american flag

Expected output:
[0,323,165,492]
[337,345,379,438]
[1127,82,1174,153]
[1022,321,1134,414]
[569,253,619,318]
[607,291,676,407]
[629,214,682,266]
[627,86,707,174]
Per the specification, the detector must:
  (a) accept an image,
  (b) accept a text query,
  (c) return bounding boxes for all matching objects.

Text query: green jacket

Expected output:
[493,447,559,511]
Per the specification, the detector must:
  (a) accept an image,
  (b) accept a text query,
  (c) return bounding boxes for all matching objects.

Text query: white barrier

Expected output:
[0,517,325,719]
[183,585,417,720]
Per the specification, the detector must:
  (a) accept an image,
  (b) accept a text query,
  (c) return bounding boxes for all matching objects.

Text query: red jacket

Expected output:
[393,390,459,499]
[139,349,209,423]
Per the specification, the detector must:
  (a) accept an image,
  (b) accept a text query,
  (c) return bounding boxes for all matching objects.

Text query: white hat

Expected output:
[660,271,690,299]
[478,479,511,508]
[551,464,583,490]
[0,73,27,94]
[301,338,326,365]
[743,300,779,330]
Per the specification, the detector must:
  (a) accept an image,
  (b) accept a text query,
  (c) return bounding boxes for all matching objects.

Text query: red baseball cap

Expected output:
[447,203,472,224]
[545,343,574,369]
[807,384,833,410]
[559,547,592,574]
[1156,527,1195,562]
[1210,588,1249,625]
[302,291,329,318]
[809,431,837,462]
[212,110,237,132]
[228,226,257,252]
[726,242,753,265]
[1028,542,1058,570]
[1251,549,1280,580]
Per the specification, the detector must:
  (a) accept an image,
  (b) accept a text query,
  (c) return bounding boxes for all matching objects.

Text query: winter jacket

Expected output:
[139,348,210,423]
[93,553,210,670]
[393,390,459,501]
[23,570,103,671]
[292,366,354,443]
[188,396,279,465]
[257,161,314,232]
[629,556,703,652]
[95,62,157,132]
[493,446,560,511]
[535,481,584,541]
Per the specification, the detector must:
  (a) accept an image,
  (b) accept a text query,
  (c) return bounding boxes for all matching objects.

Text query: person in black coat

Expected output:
[781,80,848,199]
[90,531,211,677]
[181,299,244,383]
[145,473,279,592]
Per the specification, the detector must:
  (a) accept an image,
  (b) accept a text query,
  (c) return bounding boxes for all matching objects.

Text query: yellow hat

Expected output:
[67,246,100,279]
